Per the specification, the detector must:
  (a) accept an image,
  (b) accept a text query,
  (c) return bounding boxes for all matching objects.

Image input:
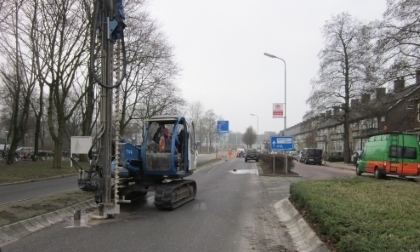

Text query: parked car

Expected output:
[245,148,258,162]
[356,133,420,179]
[351,150,363,164]
[236,148,245,157]
[288,151,299,161]
[299,148,323,165]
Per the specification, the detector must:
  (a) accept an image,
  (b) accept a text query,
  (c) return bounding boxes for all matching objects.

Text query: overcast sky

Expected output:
[145,0,387,134]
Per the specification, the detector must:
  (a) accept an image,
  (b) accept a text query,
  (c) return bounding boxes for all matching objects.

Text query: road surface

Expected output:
[0,154,218,205]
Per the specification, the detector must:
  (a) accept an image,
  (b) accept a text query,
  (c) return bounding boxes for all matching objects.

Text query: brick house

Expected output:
[284,69,420,157]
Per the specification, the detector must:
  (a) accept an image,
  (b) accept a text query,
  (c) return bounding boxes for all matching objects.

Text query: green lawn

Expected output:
[0,159,85,184]
[290,177,420,252]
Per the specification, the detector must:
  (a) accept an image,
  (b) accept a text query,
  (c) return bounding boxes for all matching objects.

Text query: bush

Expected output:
[258,153,294,174]
[290,177,420,251]
[327,156,344,162]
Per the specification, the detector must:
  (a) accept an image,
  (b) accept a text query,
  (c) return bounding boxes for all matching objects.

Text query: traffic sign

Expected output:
[217,120,229,133]
[270,135,293,150]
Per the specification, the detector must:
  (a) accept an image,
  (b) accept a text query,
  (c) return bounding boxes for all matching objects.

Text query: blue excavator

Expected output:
[77,115,198,212]
[74,1,197,217]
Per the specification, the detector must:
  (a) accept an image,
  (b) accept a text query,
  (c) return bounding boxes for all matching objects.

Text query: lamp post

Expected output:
[250,114,259,149]
[264,52,288,174]
[264,52,287,134]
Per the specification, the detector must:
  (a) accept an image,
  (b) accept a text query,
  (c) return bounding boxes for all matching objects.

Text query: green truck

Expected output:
[356,133,420,179]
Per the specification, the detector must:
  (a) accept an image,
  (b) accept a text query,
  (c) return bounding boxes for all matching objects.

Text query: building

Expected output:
[284,69,420,157]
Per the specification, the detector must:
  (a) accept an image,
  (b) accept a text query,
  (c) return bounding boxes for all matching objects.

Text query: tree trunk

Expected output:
[52,124,65,169]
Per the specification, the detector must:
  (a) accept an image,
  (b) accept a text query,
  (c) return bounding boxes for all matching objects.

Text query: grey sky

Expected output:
[146,0,387,134]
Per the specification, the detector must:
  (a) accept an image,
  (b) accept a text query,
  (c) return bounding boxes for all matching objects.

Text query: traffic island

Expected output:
[256,153,299,177]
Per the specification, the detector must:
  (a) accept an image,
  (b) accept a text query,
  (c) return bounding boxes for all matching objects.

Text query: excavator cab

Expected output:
[142,115,197,179]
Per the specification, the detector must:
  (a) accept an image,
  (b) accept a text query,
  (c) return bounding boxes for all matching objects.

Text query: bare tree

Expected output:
[0,0,15,24]
[376,0,420,81]
[306,13,381,163]
[35,0,90,168]
[201,109,217,150]
[0,0,38,164]
[186,101,205,143]
[102,7,184,135]
[241,126,256,149]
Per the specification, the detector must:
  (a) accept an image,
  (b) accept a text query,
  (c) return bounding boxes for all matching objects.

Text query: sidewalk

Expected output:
[324,161,355,171]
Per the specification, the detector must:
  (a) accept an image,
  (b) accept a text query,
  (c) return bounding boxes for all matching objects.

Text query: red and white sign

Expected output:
[273,103,284,118]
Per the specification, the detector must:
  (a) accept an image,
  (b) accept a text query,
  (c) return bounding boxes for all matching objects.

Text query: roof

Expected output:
[145,115,184,122]
[285,83,420,135]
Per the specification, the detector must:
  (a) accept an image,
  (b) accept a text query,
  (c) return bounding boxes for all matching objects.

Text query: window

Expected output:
[372,118,378,128]
[389,145,402,158]
[404,147,417,159]
[331,140,343,151]
[381,116,385,122]
[418,103,420,122]
[389,146,417,159]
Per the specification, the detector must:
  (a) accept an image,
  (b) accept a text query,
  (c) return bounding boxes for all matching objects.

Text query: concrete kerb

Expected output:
[274,199,330,252]
[0,199,96,246]
[0,173,77,188]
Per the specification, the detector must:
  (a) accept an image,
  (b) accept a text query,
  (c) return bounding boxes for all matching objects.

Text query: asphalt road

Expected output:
[3,158,297,252]
[0,154,218,206]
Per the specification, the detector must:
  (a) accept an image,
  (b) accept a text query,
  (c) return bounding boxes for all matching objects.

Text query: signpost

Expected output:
[270,135,293,174]
[216,120,229,133]
[70,136,92,167]
[270,135,293,150]
[216,120,229,159]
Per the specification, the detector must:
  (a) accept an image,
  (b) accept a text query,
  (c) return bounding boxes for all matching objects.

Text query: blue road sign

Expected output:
[270,135,294,150]
[217,120,229,133]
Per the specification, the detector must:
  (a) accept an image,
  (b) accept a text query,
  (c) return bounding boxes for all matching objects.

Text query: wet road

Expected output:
[3,158,297,252]
[0,154,218,205]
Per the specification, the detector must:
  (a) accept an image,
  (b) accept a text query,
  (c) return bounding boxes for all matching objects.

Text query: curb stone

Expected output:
[274,199,330,252]
[0,173,77,188]
[0,199,96,246]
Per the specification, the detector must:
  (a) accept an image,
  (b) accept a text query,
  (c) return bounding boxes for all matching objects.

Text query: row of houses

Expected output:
[283,69,420,156]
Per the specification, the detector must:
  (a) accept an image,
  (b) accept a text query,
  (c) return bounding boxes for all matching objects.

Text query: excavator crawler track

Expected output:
[154,180,197,210]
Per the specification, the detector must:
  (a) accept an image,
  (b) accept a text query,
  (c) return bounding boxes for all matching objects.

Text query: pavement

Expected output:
[324,161,356,171]
[0,199,97,246]
[0,160,356,250]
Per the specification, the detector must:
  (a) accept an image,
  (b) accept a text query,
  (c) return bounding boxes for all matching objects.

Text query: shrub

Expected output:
[258,153,294,174]
[327,156,344,162]
[290,177,420,251]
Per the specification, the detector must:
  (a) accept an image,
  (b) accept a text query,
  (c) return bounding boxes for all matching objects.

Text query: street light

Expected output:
[250,114,259,148]
[264,52,288,174]
[264,52,287,134]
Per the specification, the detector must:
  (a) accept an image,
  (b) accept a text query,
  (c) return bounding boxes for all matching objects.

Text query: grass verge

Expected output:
[0,160,87,184]
[0,189,94,227]
[290,177,420,252]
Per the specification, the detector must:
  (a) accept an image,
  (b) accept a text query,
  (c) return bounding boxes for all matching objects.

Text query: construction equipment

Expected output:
[78,115,198,212]
[74,1,197,218]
